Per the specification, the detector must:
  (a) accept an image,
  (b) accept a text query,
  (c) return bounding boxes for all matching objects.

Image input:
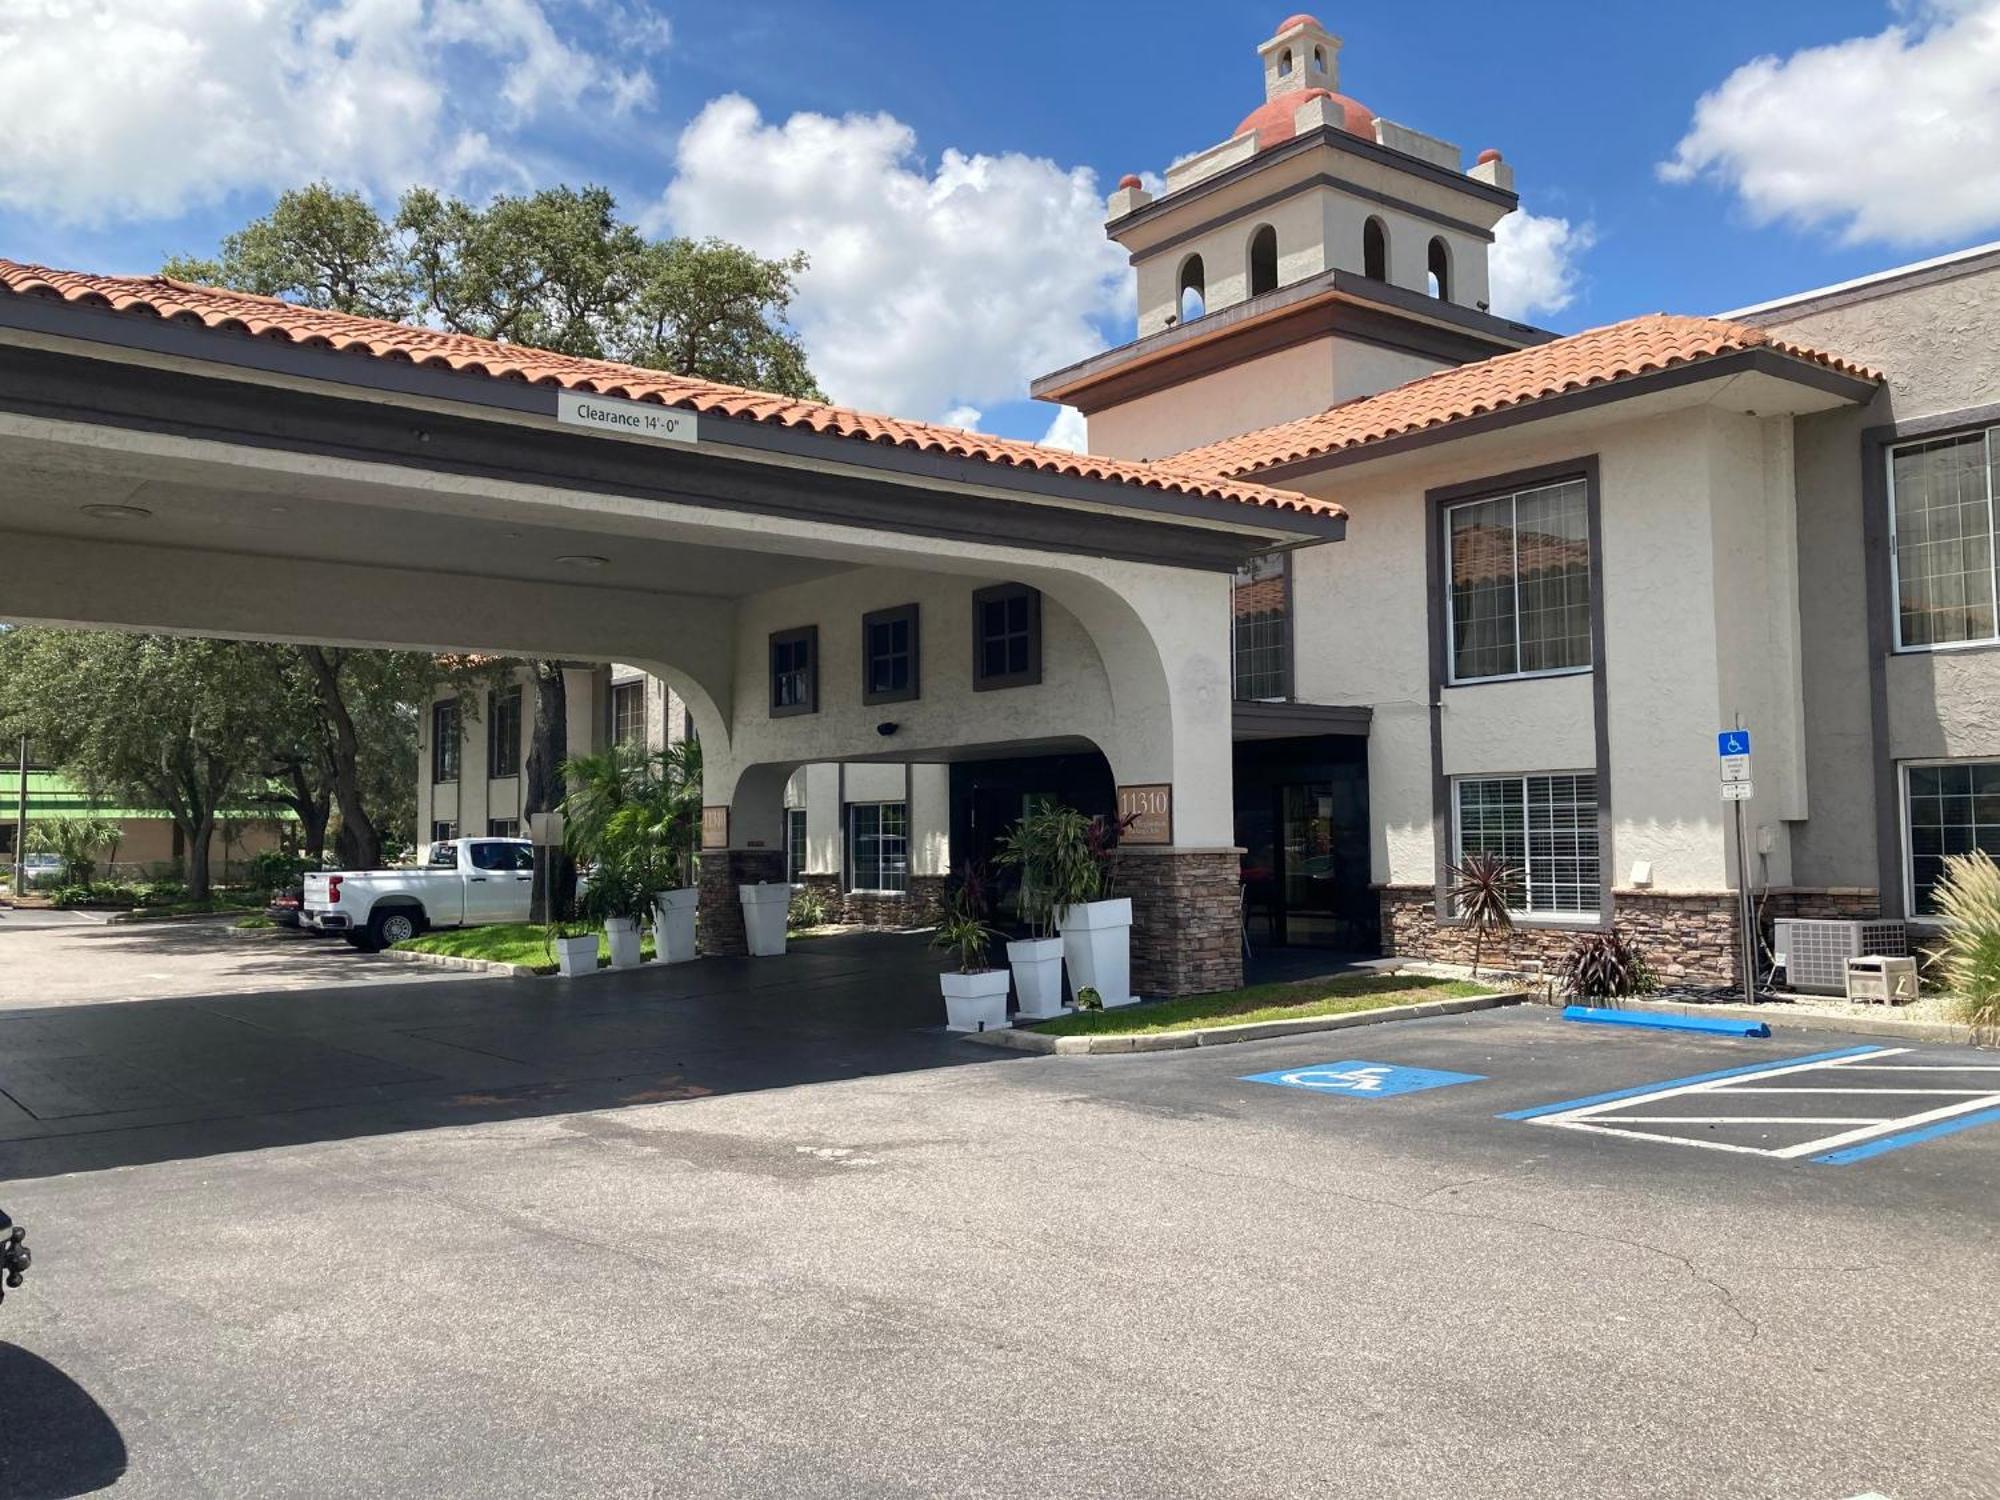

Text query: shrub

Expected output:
[1074,986,1104,1011]
[1554,929,1658,1001]
[134,879,187,908]
[1932,851,2000,1035]
[28,816,121,886]
[245,849,311,895]
[788,885,830,931]
[1444,853,1522,976]
[52,881,136,909]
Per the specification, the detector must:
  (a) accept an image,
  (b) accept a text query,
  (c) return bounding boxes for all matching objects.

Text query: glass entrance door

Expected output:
[1280,783,1343,946]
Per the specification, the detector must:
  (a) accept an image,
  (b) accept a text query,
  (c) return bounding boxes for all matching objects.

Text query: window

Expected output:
[487,686,522,779]
[471,840,535,872]
[428,831,457,863]
[769,626,818,716]
[1277,46,1293,76]
[611,680,645,746]
[787,806,809,885]
[1890,425,1999,649]
[430,700,460,783]
[1445,477,1592,683]
[487,817,521,839]
[1903,760,2000,915]
[1454,774,1600,916]
[863,603,920,704]
[1311,44,1326,74]
[973,584,1042,690]
[848,802,909,894]
[1248,225,1278,297]
[1427,237,1451,300]
[1233,552,1290,699]
[1363,217,1388,281]
[1178,255,1206,321]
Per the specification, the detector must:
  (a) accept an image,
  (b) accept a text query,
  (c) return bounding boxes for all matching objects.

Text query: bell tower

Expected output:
[1032,13,1547,461]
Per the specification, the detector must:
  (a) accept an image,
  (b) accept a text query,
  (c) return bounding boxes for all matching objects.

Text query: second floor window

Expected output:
[611,680,645,746]
[488,686,522,779]
[1446,477,1592,683]
[431,700,460,783]
[863,603,920,704]
[1233,552,1290,699]
[973,584,1041,690]
[770,626,818,716]
[1891,425,1999,649]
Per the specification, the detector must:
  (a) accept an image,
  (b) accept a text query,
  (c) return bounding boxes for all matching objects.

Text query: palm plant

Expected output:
[560,738,703,894]
[1445,852,1523,977]
[29,816,121,885]
[930,883,999,974]
[994,803,1098,937]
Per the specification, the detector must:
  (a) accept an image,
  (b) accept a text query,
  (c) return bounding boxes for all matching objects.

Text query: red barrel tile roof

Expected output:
[0,258,1338,521]
[1173,313,1880,477]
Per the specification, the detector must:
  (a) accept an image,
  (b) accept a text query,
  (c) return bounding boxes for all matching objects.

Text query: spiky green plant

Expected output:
[1445,853,1523,977]
[1554,928,1658,1001]
[1932,850,2000,1037]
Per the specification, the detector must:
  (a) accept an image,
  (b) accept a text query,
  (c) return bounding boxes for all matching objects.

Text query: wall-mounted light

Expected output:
[876,722,899,737]
[80,503,152,521]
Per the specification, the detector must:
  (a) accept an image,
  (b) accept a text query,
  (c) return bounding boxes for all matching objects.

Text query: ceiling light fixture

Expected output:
[555,554,608,569]
[80,503,153,520]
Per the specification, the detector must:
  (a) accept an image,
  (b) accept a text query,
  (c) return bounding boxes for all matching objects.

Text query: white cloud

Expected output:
[1660,0,2000,245]
[1039,405,1088,453]
[941,405,983,430]
[1488,210,1596,321]
[0,0,668,224]
[659,95,1130,421]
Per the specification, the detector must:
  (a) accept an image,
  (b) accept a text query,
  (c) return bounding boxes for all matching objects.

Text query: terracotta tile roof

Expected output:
[1172,313,1880,478]
[0,258,1337,521]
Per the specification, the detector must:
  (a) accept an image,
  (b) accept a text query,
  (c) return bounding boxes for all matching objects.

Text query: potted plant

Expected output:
[581,856,650,969]
[543,897,599,979]
[563,739,704,964]
[643,740,703,964]
[1055,807,1140,1008]
[993,821,1069,1019]
[932,886,1008,1032]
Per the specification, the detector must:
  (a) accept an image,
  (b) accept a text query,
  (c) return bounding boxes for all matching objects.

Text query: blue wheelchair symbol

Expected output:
[1717,730,1750,757]
[1241,1060,1485,1099]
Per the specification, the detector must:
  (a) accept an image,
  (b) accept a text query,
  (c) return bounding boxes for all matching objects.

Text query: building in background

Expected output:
[2,755,292,882]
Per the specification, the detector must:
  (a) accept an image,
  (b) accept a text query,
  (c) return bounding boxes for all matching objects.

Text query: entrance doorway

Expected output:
[1235,736,1374,951]
[949,751,1114,927]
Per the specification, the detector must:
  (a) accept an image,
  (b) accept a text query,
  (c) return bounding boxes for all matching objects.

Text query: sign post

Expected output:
[1717,728,1757,999]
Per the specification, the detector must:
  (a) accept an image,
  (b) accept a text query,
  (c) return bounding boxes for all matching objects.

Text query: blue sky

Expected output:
[4,1,1997,445]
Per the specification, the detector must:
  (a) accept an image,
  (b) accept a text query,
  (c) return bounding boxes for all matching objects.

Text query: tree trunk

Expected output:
[300,646,383,870]
[524,660,576,919]
[184,813,216,901]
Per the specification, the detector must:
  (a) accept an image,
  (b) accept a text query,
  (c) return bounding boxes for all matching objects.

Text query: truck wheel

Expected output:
[369,908,421,949]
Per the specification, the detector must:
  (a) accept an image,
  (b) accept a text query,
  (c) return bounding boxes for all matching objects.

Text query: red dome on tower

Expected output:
[1275,12,1324,30]
[1233,87,1374,151]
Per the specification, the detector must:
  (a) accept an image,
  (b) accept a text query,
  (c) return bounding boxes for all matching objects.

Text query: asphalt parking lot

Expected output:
[1,932,1996,1498]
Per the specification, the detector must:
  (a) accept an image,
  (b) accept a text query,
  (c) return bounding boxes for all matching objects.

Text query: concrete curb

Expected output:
[374,947,545,978]
[1605,995,1983,1047]
[962,991,1526,1055]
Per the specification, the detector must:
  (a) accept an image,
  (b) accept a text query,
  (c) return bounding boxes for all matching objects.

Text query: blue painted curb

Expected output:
[1561,1004,1770,1038]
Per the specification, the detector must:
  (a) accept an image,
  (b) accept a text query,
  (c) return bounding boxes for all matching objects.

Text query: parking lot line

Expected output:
[1505,1042,2000,1165]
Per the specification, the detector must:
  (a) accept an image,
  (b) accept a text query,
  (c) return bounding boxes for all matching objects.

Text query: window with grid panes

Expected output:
[1446,479,1592,682]
[1453,773,1599,915]
[1890,427,2000,649]
[1903,760,2000,915]
[1232,552,1290,699]
[848,803,908,893]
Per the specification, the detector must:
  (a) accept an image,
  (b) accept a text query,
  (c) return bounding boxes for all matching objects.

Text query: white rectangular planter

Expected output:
[653,887,699,964]
[739,882,790,957]
[940,968,1012,1032]
[604,916,644,970]
[552,933,598,978]
[1061,897,1135,1007]
[1006,936,1066,1020]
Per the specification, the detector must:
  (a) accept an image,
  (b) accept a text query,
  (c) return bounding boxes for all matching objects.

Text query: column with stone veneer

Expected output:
[1117,846,1245,997]
[698,849,788,955]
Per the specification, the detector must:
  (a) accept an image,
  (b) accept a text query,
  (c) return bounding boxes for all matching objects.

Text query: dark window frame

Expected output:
[1232,551,1293,700]
[972,584,1042,691]
[487,685,522,779]
[862,603,921,705]
[769,625,819,717]
[786,806,809,885]
[431,699,460,784]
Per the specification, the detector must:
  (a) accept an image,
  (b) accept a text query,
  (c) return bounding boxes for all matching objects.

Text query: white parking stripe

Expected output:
[1520,1045,2000,1163]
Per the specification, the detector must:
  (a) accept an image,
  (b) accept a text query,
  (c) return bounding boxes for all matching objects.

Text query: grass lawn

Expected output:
[1030,972,1497,1037]
[396,922,656,974]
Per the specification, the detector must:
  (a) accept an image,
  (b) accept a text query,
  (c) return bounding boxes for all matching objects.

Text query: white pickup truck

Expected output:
[303,838,537,949]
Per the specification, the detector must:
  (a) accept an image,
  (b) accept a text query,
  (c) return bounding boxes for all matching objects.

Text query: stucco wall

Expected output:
[1284,405,1778,898]
[1756,260,2000,895]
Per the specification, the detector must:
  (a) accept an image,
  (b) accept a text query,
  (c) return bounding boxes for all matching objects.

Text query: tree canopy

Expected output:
[164,181,822,398]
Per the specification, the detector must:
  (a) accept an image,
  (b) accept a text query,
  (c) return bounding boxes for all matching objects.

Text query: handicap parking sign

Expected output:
[1241,1059,1485,1098]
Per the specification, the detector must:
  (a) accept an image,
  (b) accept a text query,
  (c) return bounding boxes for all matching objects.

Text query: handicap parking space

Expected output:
[1093,1007,2000,1178]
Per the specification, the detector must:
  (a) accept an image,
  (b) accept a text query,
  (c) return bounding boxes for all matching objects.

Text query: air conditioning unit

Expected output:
[1772,918,1908,995]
